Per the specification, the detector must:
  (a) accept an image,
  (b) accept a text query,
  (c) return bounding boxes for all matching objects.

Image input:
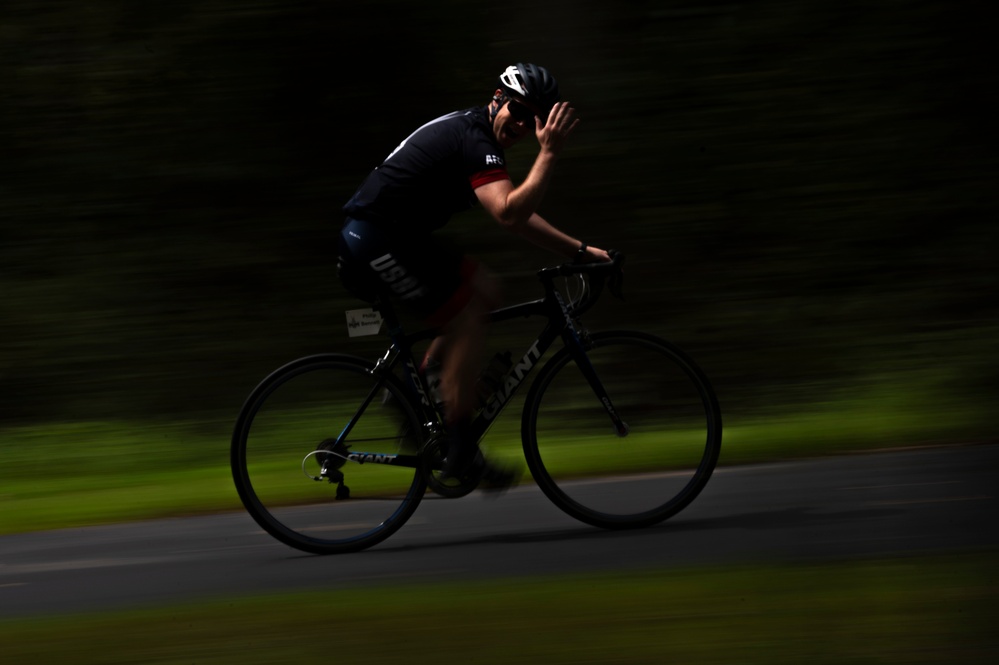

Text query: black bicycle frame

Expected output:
[346,268,627,461]
[468,285,628,441]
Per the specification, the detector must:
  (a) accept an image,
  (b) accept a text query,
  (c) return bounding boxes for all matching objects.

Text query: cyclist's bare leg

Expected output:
[431,268,517,487]
[433,266,499,421]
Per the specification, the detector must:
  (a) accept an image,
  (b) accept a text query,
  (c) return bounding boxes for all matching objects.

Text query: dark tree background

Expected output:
[2,0,996,435]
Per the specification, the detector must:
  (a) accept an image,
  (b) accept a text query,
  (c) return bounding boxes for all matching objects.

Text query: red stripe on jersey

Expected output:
[470,168,510,190]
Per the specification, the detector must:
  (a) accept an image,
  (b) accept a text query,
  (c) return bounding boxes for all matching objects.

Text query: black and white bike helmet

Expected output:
[497,63,560,117]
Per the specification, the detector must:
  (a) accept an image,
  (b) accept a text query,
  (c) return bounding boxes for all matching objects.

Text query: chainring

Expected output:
[421,436,478,498]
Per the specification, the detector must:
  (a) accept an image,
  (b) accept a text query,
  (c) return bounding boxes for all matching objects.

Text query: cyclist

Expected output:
[338,62,611,488]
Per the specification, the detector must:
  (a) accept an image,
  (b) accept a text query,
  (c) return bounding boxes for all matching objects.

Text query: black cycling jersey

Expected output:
[343,106,510,233]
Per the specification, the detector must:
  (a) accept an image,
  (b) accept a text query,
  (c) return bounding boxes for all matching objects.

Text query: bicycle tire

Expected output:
[522,331,721,529]
[231,354,427,554]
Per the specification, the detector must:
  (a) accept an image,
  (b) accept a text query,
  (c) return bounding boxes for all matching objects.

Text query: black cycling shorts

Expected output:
[338,217,478,326]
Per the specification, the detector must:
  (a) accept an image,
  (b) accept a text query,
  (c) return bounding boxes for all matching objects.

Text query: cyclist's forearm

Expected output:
[508,212,580,259]
[496,149,560,226]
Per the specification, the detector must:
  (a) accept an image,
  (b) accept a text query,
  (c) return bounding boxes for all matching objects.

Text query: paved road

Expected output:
[1,443,996,618]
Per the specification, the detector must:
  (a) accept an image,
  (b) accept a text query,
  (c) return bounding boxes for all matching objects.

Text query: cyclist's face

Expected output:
[493,93,539,148]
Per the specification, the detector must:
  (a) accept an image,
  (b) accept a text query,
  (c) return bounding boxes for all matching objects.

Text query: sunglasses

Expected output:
[506,100,537,123]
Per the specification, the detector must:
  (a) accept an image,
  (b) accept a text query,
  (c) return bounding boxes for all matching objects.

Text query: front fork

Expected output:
[555,293,630,437]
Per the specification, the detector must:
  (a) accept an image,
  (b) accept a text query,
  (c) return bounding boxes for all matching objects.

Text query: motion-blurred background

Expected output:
[2,1,995,492]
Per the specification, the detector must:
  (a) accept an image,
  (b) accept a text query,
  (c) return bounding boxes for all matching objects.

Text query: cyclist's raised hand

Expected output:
[536,101,580,155]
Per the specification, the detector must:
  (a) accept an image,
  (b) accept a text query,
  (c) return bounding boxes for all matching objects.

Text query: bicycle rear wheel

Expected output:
[231,354,427,554]
[522,331,721,529]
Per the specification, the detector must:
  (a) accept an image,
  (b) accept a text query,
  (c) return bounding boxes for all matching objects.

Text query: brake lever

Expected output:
[607,249,625,300]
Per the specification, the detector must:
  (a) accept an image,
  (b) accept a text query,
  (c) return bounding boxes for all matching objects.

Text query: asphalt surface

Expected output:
[1,443,996,618]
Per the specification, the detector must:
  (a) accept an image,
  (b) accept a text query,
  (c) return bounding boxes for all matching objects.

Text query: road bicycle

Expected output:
[230,251,722,554]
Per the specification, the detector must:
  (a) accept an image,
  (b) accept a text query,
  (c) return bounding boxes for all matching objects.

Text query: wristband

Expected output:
[576,242,588,260]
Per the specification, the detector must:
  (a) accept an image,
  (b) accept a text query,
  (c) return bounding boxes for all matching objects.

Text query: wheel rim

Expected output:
[524,333,720,527]
[232,357,426,553]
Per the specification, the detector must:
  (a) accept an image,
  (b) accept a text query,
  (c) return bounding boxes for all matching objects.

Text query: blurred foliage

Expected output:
[2,0,996,429]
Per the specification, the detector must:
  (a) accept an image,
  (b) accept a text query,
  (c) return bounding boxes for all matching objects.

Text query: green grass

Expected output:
[0,376,990,535]
[1,553,996,664]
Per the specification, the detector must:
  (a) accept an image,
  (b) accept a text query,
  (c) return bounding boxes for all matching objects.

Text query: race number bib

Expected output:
[345,308,383,337]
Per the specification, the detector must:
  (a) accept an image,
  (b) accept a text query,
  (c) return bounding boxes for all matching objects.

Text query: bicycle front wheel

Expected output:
[522,331,721,529]
[231,354,427,554]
